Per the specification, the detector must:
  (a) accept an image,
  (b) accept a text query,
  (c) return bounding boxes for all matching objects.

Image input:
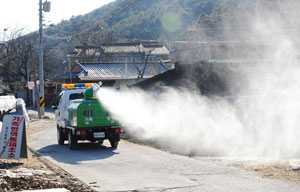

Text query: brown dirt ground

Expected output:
[237,161,300,185]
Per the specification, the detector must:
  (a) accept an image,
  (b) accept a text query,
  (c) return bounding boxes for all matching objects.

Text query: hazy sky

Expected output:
[0,0,115,33]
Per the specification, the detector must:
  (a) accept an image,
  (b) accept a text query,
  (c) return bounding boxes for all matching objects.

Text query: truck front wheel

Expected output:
[57,126,65,145]
[68,130,78,150]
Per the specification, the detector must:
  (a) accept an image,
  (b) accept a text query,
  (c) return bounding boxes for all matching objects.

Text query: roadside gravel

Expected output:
[0,109,94,192]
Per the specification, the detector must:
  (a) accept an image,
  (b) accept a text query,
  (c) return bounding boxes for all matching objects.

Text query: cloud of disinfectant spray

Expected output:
[97,1,300,158]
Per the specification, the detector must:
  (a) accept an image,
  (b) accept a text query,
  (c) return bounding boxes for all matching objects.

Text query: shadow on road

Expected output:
[36,142,118,164]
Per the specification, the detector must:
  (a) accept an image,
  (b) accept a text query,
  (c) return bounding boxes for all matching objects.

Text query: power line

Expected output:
[70,0,140,45]
[103,0,139,23]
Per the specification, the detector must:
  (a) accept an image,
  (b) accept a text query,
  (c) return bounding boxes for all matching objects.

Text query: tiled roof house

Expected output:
[54,42,174,87]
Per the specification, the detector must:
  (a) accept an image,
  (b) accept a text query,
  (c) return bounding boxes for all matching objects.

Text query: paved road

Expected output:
[29,128,300,192]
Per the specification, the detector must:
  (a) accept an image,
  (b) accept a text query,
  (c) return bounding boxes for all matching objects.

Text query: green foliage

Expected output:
[44,0,237,43]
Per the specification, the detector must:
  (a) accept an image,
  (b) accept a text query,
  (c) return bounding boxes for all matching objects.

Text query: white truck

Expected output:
[53,83,122,150]
[53,83,92,149]
[55,88,85,129]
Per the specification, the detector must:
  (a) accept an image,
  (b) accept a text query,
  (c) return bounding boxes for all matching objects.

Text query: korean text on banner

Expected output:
[0,115,24,159]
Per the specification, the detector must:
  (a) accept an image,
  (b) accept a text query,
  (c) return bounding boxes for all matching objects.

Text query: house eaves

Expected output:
[77,62,169,81]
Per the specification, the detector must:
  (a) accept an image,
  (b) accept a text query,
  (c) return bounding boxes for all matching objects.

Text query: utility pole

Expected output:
[38,0,44,117]
[38,0,50,118]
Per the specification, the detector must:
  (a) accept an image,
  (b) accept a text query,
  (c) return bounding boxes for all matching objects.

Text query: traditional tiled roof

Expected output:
[102,44,170,55]
[74,43,170,57]
[77,62,169,80]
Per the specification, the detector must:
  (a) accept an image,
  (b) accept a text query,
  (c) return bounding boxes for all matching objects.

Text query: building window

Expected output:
[127,57,133,63]
[112,57,119,63]
[119,57,126,62]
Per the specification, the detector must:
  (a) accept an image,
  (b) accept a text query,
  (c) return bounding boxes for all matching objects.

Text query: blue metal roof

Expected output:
[77,62,169,80]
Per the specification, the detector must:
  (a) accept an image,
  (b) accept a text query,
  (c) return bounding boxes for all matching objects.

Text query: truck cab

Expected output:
[55,88,85,128]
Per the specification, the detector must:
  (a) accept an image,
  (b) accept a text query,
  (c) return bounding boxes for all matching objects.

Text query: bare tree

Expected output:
[132,42,157,79]
[69,22,113,64]
[0,27,24,90]
[16,34,38,104]
[0,27,38,103]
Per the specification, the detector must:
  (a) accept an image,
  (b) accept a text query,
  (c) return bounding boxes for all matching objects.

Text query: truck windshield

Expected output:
[69,93,84,100]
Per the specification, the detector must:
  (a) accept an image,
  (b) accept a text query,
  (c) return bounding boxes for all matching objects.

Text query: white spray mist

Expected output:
[97,87,247,157]
[97,1,300,159]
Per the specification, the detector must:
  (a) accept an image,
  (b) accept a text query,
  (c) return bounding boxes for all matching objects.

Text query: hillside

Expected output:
[46,0,233,41]
[42,0,240,76]
[42,0,279,77]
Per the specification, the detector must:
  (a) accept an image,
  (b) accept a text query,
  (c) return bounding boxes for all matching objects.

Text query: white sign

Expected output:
[0,115,24,159]
[27,81,39,90]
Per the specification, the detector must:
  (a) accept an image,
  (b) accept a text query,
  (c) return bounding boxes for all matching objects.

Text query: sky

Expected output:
[0,0,115,33]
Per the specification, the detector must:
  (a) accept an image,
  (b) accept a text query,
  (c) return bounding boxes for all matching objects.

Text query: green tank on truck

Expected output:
[67,95,119,128]
[57,84,122,150]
